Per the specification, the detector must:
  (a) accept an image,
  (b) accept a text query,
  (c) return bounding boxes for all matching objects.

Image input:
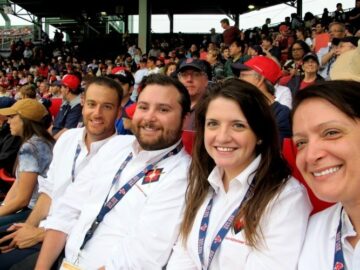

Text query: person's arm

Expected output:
[53,128,68,140]
[320,47,336,66]
[0,171,38,216]
[35,229,67,270]
[26,193,51,227]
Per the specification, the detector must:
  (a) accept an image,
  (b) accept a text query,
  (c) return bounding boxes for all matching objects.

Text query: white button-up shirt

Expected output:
[167,155,312,270]
[298,203,360,270]
[38,127,115,227]
[46,136,190,270]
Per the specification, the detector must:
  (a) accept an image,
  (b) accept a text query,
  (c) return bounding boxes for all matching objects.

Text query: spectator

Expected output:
[224,38,250,77]
[177,59,210,130]
[167,78,310,269]
[0,77,122,269]
[206,48,225,82]
[210,28,222,46]
[318,22,346,79]
[51,74,82,140]
[233,56,292,142]
[334,3,347,23]
[349,0,360,32]
[0,99,54,226]
[286,53,324,96]
[330,38,360,81]
[294,80,360,270]
[109,68,135,135]
[220,18,241,46]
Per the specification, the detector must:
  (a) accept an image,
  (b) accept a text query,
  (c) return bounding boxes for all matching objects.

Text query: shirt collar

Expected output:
[329,204,357,241]
[78,128,117,154]
[208,155,261,194]
[131,138,183,164]
[69,95,81,108]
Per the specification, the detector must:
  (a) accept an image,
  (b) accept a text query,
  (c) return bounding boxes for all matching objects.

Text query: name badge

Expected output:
[59,259,83,270]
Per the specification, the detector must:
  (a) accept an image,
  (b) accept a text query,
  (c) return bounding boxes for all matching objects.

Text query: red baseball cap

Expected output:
[232,56,282,84]
[61,74,80,91]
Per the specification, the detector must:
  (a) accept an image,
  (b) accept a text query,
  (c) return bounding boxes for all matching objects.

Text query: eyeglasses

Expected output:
[178,70,205,79]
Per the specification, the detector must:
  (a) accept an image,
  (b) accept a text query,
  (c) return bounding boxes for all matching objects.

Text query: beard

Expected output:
[133,120,183,151]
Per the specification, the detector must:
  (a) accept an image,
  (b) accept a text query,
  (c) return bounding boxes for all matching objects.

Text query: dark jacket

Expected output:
[0,123,22,175]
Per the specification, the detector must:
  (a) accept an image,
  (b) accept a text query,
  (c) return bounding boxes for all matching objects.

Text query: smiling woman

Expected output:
[293,80,360,270]
[167,78,311,270]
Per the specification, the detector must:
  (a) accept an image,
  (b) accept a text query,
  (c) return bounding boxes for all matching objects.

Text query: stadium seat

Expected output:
[182,130,195,155]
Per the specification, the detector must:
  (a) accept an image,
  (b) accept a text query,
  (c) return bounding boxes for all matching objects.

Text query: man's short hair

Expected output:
[220,18,230,25]
[85,76,123,106]
[139,74,190,118]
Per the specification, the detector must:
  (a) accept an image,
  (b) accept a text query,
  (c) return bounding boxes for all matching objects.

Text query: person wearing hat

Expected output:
[286,52,324,96]
[109,69,135,135]
[177,58,210,131]
[51,74,82,140]
[232,56,292,142]
[330,39,360,81]
[210,28,221,46]
[335,36,359,56]
[0,107,21,188]
[0,99,54,226]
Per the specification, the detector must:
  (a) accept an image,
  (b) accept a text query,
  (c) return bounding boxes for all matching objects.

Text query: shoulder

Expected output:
[94,135,136,158]
[277,176,309,201]
[57,127,83,142]
[308,203,340,231]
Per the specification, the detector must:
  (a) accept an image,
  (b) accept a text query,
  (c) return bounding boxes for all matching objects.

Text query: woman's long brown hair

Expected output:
[180,79,291,248]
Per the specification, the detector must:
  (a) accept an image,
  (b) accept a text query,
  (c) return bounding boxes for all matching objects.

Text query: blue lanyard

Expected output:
[71,144,81,183]
[198,181,255,270]
[333,208,346,270]
[79,142,183,250]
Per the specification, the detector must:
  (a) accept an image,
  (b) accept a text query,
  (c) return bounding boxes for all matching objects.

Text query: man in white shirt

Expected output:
[0,76,123,269]
[35,74,191,270]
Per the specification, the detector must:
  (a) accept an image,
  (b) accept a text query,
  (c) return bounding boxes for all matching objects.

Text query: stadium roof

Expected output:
[10,0,291,34]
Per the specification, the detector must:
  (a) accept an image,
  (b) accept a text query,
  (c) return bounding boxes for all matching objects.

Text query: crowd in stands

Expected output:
[0,1,359,269]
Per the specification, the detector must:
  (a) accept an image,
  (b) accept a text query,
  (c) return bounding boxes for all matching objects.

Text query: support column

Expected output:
[168,13,173,34]
[297,0,303,18]
[138,0,151,54]
[234,14,239,28]
[124,14,129,33]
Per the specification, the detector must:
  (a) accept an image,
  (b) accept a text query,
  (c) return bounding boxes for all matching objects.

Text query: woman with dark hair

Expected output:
[282,40,311,78]
[0,99,54,226]
[293,80,360,270]
[167,79,311,269]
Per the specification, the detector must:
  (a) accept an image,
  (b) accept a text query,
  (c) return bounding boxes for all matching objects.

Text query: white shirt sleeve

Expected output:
[45,158,98,234]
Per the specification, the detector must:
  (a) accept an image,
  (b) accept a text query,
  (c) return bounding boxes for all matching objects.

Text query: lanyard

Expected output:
[71,144,82,183]
[79,142,183,250]
[333,207,346,270]
[198,181,255,270]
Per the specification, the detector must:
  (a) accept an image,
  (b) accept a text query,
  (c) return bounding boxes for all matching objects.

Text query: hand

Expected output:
[98,267,105,270]
[0,224,18,253]
[1,223,45,251]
